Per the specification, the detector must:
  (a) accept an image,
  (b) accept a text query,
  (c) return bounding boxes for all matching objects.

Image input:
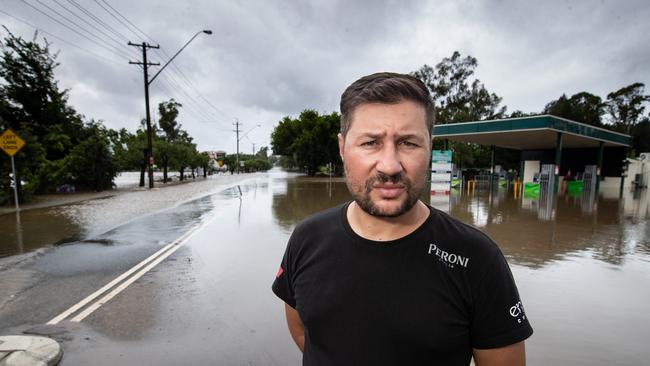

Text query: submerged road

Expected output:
[0,171,346,365]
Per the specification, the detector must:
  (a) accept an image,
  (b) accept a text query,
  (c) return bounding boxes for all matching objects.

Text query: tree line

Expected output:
[272,51,649,175]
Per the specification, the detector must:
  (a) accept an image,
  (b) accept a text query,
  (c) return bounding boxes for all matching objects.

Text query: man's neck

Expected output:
[346,200,430,242]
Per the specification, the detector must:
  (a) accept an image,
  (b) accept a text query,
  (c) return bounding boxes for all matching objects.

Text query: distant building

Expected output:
[205,150,227,170]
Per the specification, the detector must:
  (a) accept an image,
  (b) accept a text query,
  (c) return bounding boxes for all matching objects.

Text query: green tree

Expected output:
[63,121,118,191]
[543,92,605,126]
[169,141,195,181]
[412,51,506,124]
[255,146,269,160]
[508,110,534,118]
[631,119,650,154]
[412,52,507,171]
[158,99,182,140]
[606,83,650,134]
[223,154,237,174]
[0,28,117,200]
[271,110,341,176]
[157,99,181,183]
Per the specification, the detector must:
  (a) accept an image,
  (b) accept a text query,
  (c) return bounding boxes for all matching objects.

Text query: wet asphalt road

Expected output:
[0,172,349,365]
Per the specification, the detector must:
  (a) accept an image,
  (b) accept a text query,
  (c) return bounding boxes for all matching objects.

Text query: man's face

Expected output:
[338,100,431,217]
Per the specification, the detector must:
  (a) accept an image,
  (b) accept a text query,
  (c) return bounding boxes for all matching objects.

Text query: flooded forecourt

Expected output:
[272,173,650,366]
[1,170,649,365]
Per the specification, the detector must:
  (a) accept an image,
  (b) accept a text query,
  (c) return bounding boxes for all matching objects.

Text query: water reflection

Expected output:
[271,177,350,233]
[443,186,650,268]
[0,207,82,258]
[0,186,226,259]
[271,175,649,270]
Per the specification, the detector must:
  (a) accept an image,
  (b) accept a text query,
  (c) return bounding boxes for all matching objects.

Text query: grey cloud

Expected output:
[2,0,648,153]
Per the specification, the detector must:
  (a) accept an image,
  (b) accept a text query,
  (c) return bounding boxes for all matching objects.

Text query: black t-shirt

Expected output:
[272,202,533,366]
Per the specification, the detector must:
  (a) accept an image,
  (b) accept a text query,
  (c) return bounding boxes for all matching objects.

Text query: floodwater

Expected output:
[267,174,650,365]
[0,172,262,258]
[1,171,649,365]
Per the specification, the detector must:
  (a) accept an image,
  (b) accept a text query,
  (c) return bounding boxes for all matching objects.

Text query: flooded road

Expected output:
[1,170,649,365]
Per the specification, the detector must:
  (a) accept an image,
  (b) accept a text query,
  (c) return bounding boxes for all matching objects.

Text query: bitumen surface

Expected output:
[0,171,304,365]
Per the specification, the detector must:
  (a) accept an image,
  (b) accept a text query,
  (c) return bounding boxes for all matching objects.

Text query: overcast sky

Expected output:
[2,0,649,154]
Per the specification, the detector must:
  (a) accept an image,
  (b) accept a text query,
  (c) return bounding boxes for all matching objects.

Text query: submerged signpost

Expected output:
[431,150,453,194]
[1,128,26,212]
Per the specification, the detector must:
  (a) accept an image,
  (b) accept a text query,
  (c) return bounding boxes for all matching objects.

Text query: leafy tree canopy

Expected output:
[606,82,649,134]
[271,110,341,176]
[543,92,605,126]
[412,51,506,123]
[0,28,116,200]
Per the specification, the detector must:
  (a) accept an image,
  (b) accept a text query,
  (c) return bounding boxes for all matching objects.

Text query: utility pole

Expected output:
[129,41,160,189]
[233,119,241,173]
[127,30,212,189]
[252,143,256,155]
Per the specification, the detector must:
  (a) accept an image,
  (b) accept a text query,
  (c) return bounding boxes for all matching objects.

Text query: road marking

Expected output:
[70,225,202,322]
[47,211,222,325]
[46,243,177,325]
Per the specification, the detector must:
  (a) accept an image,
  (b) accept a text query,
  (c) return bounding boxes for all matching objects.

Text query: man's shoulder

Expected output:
[292,201,348,237]
[427,206,502,258]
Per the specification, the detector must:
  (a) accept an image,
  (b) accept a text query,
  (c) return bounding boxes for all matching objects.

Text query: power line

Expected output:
[91,0,234,121]
[0,9,124,66]
[31,0,134,59]
[157,71,230,124]
[146,70,230,128]
[99,0,154,43]
[88,0,231,122]
[92,0,144,43]
[52,0,127,50]
[51,0,141,62]
[66,0,131,42]
[19,0,132,60]
[152,76,231,129]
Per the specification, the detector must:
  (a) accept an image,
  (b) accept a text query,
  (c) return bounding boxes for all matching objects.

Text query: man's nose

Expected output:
[376,143,403,176]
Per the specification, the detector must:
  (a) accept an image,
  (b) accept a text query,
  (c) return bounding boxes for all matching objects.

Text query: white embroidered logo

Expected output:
[509,301,527,323]
[427,243,470,268]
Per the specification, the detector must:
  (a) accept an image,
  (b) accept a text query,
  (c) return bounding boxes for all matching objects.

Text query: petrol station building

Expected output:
[432,115,632,190]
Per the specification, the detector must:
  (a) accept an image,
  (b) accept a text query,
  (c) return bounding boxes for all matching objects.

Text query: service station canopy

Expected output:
[432,115,631,150]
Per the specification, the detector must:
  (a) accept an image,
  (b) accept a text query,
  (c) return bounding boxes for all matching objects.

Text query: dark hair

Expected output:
[339,72,435,136]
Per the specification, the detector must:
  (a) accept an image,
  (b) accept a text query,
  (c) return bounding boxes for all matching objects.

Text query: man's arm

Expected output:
[284,302,305,352]
[473,341,526,366]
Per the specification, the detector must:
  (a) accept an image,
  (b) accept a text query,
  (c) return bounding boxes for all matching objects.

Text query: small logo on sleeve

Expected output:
[509,301,527,323]
[427,243,470,268]
[276,266,284,278]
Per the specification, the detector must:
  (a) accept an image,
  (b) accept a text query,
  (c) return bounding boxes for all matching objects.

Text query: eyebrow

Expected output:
[358,132,386,139]
[356,132,424,140]
[396,134,425,141]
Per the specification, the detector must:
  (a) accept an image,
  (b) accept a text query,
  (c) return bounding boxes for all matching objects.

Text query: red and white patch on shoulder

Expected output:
[276,266,284,278]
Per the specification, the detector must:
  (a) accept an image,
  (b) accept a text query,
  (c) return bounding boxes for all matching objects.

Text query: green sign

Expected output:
[432,150,452,163]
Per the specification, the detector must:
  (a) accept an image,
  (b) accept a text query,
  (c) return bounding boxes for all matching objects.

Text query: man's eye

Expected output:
[360,140,377,147]
[399,140,419,147]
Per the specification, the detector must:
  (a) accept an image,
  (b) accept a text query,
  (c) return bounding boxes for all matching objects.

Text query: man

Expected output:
[272,72,533,365]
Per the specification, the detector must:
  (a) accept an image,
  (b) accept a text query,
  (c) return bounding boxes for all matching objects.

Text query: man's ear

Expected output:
[338,133,345,161]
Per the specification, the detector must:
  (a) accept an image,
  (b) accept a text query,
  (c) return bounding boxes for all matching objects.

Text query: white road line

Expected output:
[47,210,223,325]
[70,224,202,322]
[46,242,177,325]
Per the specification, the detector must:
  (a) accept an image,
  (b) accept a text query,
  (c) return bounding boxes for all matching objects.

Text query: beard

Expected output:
[346,170,425,218]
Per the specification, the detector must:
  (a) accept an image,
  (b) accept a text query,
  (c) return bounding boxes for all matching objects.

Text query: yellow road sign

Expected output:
[1,129,26,157]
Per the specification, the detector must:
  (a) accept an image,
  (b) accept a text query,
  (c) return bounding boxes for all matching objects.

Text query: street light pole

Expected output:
[129,30,212,188]
[148,30,212,85]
